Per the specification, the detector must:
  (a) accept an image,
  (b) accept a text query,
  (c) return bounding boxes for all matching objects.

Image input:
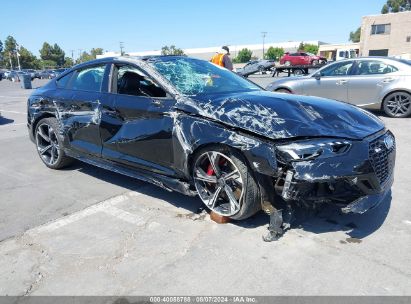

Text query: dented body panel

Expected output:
[27,56,395,217]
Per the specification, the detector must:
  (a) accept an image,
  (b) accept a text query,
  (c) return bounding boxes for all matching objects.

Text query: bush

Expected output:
[264,47,284,60]
[234,48,252,63]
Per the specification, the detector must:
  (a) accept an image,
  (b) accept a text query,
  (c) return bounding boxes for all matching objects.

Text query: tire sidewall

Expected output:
[383,92,411,118]
[191,145,260,220]
[35,117,67,169]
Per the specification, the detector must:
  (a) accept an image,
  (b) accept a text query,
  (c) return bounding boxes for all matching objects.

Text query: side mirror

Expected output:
[314,73,321,80]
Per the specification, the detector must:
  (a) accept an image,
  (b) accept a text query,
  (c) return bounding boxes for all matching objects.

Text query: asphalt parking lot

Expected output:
[0,76,410,296]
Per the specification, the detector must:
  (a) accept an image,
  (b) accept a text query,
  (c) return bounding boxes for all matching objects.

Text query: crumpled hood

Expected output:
[176,90,384,140]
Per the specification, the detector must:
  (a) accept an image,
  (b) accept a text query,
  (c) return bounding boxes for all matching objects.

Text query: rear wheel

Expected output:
[311,59,319,66]
[383,91,411,118]
[35,117,73,169]
[192,146,260,220]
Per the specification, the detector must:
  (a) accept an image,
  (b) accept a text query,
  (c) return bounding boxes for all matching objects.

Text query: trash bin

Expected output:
[20,74,32,89]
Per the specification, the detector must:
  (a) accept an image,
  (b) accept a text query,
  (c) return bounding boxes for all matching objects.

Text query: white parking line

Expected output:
[29,192,144,234]
[0,110,26,115]
[0,123,26,128]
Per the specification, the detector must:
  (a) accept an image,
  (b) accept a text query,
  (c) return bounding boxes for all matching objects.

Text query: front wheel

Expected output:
[35,117,73,169]
[192,146,260,220]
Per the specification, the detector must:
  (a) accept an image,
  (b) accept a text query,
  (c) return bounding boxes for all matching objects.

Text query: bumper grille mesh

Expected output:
[369,133,395,185]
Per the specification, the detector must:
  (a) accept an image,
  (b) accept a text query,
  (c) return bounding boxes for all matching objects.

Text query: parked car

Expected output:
[266,57,411,118]
[0,71,3,81]
[280,52,327,66]
[22,69,41,80]
[39,70,57,79]
[6,70,28,82]
[27,56,395,230]
[236,59,276,77]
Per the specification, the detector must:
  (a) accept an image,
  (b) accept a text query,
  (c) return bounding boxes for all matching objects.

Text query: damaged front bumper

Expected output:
[275,130,396,214]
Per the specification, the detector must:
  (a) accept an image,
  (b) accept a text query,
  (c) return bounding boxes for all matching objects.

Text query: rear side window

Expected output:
[56,72,73,88]
[355,61,398,75]
[71,65,105,92]
[320,61,354,77]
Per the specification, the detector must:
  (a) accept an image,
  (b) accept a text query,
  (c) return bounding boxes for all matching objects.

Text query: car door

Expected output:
[101,63,177,177]
[303,60,355,102]
[55,64,111,157]
[348,59,401,106]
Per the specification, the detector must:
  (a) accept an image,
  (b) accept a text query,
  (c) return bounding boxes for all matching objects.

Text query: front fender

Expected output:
[172,113,278,178]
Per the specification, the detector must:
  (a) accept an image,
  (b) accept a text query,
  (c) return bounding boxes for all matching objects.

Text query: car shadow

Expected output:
[66,162,203,214]
[231,191,391,240]
[67,161,391,239]
[0,116,14,125]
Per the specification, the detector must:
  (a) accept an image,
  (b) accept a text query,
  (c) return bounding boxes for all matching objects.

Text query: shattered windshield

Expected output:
[150,57,260,96]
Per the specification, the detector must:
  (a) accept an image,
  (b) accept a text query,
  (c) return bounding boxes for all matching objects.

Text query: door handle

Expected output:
[336,80,348,85]
[152,99,162,106]
[382,77,394,83]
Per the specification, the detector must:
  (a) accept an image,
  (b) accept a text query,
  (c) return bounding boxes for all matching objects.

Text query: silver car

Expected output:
[266,57,411,118]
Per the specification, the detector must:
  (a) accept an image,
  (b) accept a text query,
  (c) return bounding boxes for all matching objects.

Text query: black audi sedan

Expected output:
[27,56,395,225]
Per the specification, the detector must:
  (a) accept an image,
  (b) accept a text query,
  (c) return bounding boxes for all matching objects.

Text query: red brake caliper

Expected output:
[206,159,227,176]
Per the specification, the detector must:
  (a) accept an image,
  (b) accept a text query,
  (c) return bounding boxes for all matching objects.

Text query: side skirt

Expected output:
[66,150,197,197]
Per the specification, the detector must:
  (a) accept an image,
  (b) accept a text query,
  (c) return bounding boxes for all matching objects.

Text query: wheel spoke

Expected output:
[224,185,240,213]
[38,127,50,142]
[209,186,223,208]
[207,152,221,176]
[194,168,217,183]
[39,145,52,155]
[224,169,242,185]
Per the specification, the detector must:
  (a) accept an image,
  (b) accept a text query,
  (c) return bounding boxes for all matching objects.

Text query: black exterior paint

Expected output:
[27,56,395,214]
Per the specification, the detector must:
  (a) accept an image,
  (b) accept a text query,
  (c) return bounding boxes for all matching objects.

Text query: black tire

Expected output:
[258,66,266,74]
[311,59,319,66]
[192,145,260,220]
[382,91,411,118]
[35,117,73,169]
[293,69,304,76]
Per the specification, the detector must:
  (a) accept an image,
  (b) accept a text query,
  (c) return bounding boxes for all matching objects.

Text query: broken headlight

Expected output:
[276,139,352,162]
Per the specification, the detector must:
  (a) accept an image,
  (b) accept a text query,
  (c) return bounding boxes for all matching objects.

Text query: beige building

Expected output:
[359,11,411,58]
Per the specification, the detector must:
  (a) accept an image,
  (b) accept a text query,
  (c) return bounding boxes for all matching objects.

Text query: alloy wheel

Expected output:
[384,92,411,117]
[36,123,60,166]
[193,151,244,216]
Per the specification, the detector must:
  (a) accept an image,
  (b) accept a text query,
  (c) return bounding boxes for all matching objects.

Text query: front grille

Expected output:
[369,132,396,185]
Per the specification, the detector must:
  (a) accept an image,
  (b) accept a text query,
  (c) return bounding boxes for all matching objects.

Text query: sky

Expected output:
[0,0,387,58]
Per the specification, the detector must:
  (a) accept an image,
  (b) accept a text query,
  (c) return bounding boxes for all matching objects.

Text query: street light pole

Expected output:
[16,44,21,71]
[120,42,124,56]
[261,32,267,59]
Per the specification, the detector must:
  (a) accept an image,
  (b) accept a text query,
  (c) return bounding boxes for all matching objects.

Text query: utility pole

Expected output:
[9,52,13,70]
[78,49,83,63]
[261,32,267,59]
[16,44,21,71]
[70,50,75,63]
[119,42,124,56]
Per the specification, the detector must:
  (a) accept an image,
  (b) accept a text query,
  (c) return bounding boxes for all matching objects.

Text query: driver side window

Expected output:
[320,61,354,77]
[115,65,167,98]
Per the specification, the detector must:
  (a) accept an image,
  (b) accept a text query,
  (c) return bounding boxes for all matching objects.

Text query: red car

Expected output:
[280,52,327,66]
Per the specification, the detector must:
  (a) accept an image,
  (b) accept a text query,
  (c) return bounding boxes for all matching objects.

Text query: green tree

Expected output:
[39,42,65,66]
[77,52,91,64]
[18,46,39,69]
[264,47,284,60]
[381,0,410,13]
[234,48,252,63]
[90,48,103,59]
[63,57,74,67]
[349,27,361,43]
[3,35,18,69]
[161,45,185,55]
[302,43,319,54]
